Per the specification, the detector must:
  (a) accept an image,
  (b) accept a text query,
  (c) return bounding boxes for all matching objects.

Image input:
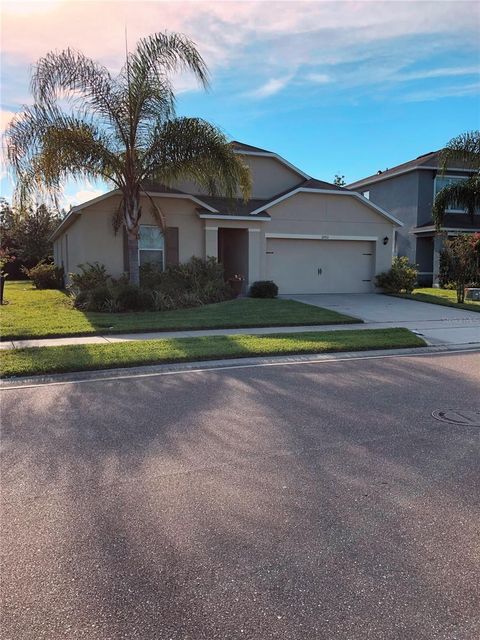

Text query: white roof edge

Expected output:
[347,165,476,189]
[51,188,220,240]
[249,187,403,226]
[198,213,271,221]
[234,148,311,180]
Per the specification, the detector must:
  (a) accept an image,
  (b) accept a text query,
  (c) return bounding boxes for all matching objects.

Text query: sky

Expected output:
[1,0,480,208]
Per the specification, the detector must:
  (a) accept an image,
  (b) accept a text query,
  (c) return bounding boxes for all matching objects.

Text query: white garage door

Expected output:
[266,238,375,294]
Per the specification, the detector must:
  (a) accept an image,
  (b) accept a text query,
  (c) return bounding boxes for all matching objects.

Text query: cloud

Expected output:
[399,81,480,103]
[0,110,16,134]
[67,184,107,207]
[248,76,292,99]
[305,73,331,85]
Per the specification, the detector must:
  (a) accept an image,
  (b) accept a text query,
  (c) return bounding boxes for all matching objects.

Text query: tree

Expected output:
[442,234,480,303]
[5,32,251,284]
[433,131,480,228]
[333,174,346,186]
[0,198,62,276]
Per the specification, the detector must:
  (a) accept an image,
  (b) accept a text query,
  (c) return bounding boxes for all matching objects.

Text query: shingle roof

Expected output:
[301,177,347,191]
[348,149,476,188]
[196,196,271,217]
[230,140,272,153]
[415,214,480,231]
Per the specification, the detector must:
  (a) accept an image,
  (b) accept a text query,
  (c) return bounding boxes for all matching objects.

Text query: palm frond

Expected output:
[142,117,251,200]
[438,130,480,173]
[432,175,480,228]
[31,49,128,145]
[6,105,121,206]
[129,32,209,89]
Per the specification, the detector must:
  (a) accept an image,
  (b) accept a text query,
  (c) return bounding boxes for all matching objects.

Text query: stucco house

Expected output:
[52,141,401,294]
[348,150,479,286]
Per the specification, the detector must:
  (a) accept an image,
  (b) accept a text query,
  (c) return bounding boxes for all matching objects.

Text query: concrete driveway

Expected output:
[1,352,479,639]
[287,293,480,346]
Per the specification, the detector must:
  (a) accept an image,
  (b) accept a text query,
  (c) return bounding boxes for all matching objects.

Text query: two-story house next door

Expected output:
[348,150,479,286]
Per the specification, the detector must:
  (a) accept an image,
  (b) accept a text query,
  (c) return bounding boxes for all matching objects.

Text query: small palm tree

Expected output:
[433,130,480,229]
[6,32,251,284]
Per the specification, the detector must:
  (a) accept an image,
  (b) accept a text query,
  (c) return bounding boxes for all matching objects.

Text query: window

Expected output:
[434,175,468,213]
[138,225,164,268]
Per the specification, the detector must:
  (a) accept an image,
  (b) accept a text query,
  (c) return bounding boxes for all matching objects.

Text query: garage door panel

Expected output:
[266,239,374,294]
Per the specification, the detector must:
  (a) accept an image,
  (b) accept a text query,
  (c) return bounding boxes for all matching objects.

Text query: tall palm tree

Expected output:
[432,130,480,229]
[6,32,251,284]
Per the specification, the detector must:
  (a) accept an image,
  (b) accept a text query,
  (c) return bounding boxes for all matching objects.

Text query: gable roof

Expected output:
[196,195,271,218]
[347,149,476,189]
[230,140,310,180]
[248,184,403,226]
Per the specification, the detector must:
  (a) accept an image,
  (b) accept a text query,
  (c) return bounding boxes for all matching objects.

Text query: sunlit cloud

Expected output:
[248,76,293,99]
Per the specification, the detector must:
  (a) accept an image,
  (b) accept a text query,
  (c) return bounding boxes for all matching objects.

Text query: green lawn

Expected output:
[0,328,425,378]
[0,281,359,340]
[394,288,480,313]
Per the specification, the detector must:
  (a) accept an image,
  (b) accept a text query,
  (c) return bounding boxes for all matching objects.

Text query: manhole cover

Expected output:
[432,410,480,427]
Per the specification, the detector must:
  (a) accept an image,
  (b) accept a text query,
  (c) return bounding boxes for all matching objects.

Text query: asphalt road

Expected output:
[1,352,479,639]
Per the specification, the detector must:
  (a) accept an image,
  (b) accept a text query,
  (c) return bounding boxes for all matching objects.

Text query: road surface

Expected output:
[1,352,479,639]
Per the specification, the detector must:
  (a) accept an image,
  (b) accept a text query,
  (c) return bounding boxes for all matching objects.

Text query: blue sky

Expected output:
[1,0,479,208]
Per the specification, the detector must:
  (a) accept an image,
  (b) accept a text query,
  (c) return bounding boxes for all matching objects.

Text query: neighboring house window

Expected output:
[434,175,468,213]
[362,190,370,200]
[138,225,165,268]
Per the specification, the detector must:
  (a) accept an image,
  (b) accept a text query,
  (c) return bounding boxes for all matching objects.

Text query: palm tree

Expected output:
[432,130,480,229]
[6,32,251,284]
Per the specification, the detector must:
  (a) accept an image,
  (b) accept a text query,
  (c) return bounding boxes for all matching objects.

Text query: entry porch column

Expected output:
[248,228,262,287]
[204,225,218,260]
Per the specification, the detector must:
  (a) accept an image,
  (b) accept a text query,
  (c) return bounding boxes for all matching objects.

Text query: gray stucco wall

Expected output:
[357,172,419,263]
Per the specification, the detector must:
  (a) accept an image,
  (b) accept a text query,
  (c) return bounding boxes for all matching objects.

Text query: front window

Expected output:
[138,225,164,268]
[434,175,468,213]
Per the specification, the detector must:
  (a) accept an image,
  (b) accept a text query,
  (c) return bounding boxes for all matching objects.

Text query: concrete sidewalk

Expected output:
[1,315,480,351]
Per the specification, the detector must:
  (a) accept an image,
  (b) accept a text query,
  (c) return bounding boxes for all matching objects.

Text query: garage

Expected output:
[266,238,375,294]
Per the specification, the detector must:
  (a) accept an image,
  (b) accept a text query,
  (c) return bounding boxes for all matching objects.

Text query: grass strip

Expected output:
[0,328,426,378]
[392,288,480,313]
[0,282,359,340]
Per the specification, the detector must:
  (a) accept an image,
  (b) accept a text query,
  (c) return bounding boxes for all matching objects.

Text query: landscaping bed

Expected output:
[0,281,360,340]
[393,288,480,313]
[0,328,426,378]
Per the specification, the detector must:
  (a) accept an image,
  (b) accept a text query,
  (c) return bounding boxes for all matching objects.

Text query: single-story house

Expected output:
[52,141,402,294]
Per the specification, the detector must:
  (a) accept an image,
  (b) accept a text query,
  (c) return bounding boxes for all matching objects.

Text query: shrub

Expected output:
[23,260,64,289]
[72,286,110,311]
[249,280,279,298]
[375,257,418,294]
[139,262,164,290]
[69,262,110,292]
[114,284,144,311]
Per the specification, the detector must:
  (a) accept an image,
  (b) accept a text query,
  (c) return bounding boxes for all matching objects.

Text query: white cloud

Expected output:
[67,184,107,207]
[305,73,331,85]
[248,76,292,99]
[399,81,480,103]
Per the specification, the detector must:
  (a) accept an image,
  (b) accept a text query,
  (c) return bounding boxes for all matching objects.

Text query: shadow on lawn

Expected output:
[2,353,479,638]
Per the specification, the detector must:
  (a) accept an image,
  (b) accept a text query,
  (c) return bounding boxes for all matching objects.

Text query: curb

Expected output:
[1,343,479,390]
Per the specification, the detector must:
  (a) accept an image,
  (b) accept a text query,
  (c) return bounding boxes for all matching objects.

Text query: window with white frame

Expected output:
[434,175,468,213]
[138,225,165,268]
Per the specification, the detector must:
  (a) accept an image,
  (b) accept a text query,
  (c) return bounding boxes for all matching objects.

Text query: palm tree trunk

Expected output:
[127,232,140,285]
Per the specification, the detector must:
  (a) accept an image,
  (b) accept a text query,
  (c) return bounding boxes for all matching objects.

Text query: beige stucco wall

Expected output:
[262,192,396,280]
[174,154,302,200]
[54,189,396,291]
[57,195,206,280]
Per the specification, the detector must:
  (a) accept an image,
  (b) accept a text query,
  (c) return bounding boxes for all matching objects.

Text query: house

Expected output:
[52,141,401,294]
[347,151,479,286]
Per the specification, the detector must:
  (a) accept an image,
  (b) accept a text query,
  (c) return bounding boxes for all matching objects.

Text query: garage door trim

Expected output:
[265,233,379,241]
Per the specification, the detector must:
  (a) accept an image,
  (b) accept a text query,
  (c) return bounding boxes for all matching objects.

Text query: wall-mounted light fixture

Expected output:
[383,236,389,245]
